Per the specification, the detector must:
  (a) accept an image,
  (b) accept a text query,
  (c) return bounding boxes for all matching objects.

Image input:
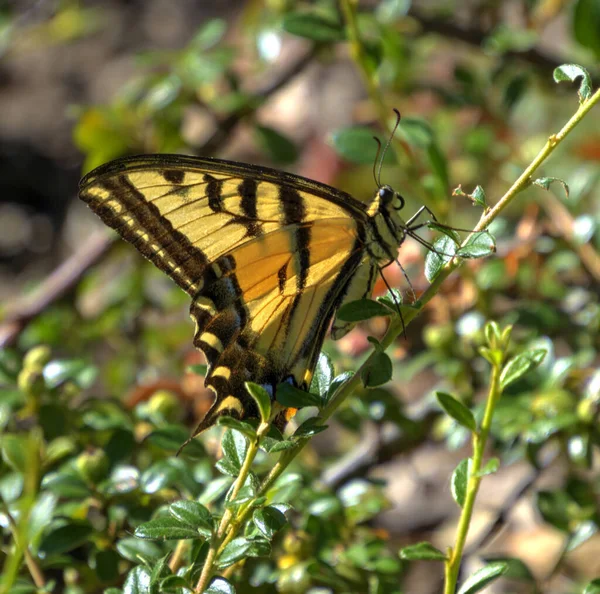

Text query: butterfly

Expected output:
[79,151,425,438]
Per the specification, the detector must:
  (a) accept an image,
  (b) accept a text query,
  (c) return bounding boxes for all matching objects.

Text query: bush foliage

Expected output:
[1,2,600,594]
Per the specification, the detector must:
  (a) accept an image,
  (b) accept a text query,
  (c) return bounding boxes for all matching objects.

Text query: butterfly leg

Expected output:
[405,205,438,231]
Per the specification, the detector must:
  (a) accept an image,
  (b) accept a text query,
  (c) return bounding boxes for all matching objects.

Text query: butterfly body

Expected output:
[79,154,407,435]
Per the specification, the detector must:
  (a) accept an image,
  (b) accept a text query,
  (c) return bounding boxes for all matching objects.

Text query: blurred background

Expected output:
[1,1,600,593]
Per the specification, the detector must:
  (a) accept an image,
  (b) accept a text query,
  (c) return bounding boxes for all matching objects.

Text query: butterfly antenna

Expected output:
[376,108,402,188]
[372,137,383,187]
[378,266,407,339]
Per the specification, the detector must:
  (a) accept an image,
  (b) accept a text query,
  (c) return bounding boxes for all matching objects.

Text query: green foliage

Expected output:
[2,1,600,593]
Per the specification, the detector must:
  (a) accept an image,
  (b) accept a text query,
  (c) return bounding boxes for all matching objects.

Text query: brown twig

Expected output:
[321,412,437,490]
[540,192,600,282]
[198,45,320,156]
[0,232,114,348]
[407,6,598,84]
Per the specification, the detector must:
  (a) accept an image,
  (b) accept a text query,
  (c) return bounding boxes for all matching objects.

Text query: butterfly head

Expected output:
[378,185,405,212]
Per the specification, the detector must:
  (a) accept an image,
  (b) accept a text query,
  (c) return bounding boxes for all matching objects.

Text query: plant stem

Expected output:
[339,0,390,133]
[198,84,600,589]
[444,362,502,594]
[194,423,268,593]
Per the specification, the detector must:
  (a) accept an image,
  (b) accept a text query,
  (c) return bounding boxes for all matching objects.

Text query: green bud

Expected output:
[147,390,183,422]
[577,398,596,423]
[17,368,45,398]
[423,324,454,350]
[276,562,312,594]
[23,345,51,370]
[75,449,109,484]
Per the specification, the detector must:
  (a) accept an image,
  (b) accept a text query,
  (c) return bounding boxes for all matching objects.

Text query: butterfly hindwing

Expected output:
[79,154,372,434]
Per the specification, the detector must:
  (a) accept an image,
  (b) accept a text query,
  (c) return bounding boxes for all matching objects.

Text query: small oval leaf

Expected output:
[435,392,477,432]
[457,561,508,594]
[336,298,394,322]
[399,542,447,561]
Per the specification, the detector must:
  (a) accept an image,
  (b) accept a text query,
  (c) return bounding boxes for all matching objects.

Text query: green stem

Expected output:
[339,0,390,132]
[204,84,600,585]
[444,363,502,594]
[195,422,268,593]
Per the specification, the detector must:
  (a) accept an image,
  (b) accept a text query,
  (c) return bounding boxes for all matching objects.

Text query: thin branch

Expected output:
[0,233,114,348]
[198,45,320,156]
[407,6,598,84]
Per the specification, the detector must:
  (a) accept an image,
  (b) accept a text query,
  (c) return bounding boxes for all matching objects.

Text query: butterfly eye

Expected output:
[394,194,405,211]
[379,186,395,204]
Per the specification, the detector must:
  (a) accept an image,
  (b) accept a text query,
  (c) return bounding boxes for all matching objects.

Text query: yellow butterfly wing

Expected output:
[79,154,374,434]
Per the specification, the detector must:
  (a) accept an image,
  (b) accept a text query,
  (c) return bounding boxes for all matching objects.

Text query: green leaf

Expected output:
[146,426,205,457]
[216,416,257,439]
[308,495,343,518]
[331,126,395,164]
[217,537,252,569]
[310,352,334,399]
[245,537,271,558]
[199,476,233,505]
[1,434,28,473]
[28,492,58,550]
[482,556,534,582]
[134,517,206,541]
[143,74,182,112]
[425,236,457,281]
[427,142,450,191]
[532,176,569,198]
[567,520,598,552]
[470,185,487,208]
[456,232,496,259]
[42,472,90,498]
[525,413,578,443]
[584,578,600,594]
[553,63,592,102]
[116,538,163,563]
[427,222,460,243]
[457,561,508,594]
[123,566,151,594]
[573,0,600,58]
[336,298,395,322]
[451,458,471,508]
[361,351,393,388]
[140,460,184,493]
[500,349,547,390]
[376,0,411,23]
[399,542,447,561]
[187,364,207,376]
[190,18,227,51]
[38,521,93,555]
[292,417,328,438]
[169,501,213,538]
[536,490,571,531]
[205,577,236,594]
[325,371,353,404]
[245,382,271,424]
[276,382,322,408]
[282,11,345,42]
[476,457,500,477]
[217,430,249,476]
[263,439,297,453]
[253,506,288,539]
[95,549,121,583]
[399,117,434,148]
[377,288,403,312]
[43,358,97,389]
[254,125,298,165]
[435,392,476,432]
